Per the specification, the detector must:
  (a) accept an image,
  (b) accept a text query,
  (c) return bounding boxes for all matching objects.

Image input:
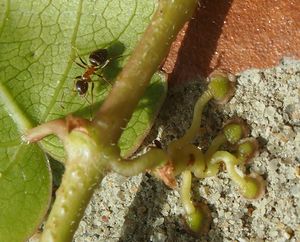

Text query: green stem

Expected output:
[181,170,209,234]
[110,148,168,176]
[22,0,202,240]
[182,91,213,143]
[41,162,104,242]
[93,0,198,144]
[205,133,227,161]
[24,119,67,143]
[40,128,114,242]
[211,151,264,199]
[175,91,213,146]
[38,1,199,240]
[210,151,244,184]
[181,170,195,214]
[195,133,227,178]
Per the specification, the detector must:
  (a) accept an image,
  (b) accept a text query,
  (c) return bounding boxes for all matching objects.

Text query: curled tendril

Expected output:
[155,71,265,235]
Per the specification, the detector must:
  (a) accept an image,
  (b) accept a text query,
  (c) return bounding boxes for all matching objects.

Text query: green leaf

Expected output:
[0,144,51,242]
[0,0,166,240]
[119,71,167,158]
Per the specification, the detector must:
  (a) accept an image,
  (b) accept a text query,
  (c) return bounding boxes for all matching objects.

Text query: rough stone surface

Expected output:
[74,58,300,242]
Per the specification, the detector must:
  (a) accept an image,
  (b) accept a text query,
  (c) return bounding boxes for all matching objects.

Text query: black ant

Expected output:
[74,48,111,103]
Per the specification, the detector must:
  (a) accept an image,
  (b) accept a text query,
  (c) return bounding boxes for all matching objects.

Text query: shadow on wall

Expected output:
[167,0,233,83]
[165,0,300,84]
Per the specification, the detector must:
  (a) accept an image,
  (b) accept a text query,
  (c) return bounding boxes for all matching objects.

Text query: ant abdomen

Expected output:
[89,49,108,67]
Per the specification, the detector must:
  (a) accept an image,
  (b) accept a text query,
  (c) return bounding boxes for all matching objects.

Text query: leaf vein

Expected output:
[114,0,138,40]
[0,82,33,132]
[40,0,84,121]
[0,0,10,37]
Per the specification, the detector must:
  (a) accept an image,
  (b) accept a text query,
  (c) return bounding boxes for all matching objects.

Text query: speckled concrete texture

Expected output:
[74,58,300,242]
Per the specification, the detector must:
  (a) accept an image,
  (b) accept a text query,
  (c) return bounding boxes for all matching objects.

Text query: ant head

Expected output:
[89,48,108,67]
[76,79,88,96]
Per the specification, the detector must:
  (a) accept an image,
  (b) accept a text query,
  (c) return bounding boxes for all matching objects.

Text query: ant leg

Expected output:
[83,92,93,120]
[73,76,81,92]
[87,82,95,120]
[95,73,112,86]
[78,55,88,66]
[83,95,91,105]
[60,91,65,109]
[111,53,130,62]
[75,61,87,69]
[61,76,79,109]
[72,46,88,67]
[90,82,94,106]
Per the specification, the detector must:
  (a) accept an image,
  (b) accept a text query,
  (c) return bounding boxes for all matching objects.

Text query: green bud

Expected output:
[237,139,258,162]
[186,209,204,233]
[208,71,235,104]
[240,175,265,199]
[184,203,211,236]
[223,118,249,144]
[223,123,243,144]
